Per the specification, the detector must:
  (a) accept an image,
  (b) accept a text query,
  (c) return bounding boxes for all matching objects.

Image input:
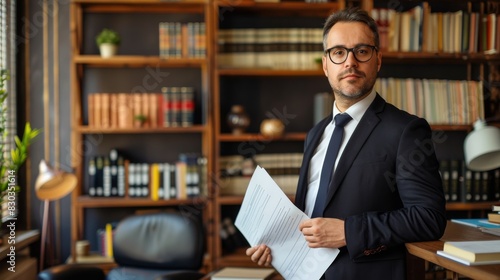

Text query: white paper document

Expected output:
[235,166,339,280]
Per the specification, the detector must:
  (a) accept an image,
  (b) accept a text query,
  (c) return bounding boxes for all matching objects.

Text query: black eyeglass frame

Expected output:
[324,44,378,64]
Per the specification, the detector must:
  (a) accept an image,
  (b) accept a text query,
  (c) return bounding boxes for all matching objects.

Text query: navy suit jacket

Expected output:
[294,94,447,280]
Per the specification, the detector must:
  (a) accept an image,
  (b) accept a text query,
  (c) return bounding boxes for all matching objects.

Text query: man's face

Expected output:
[322,22,382,103]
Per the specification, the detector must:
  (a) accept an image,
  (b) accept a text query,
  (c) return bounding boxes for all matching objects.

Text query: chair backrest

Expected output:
[112,212,204,270]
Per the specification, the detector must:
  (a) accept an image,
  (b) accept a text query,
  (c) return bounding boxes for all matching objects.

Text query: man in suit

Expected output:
[246,7,447,279]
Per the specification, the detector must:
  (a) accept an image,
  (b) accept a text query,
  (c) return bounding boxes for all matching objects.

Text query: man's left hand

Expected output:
[299,218,346,248]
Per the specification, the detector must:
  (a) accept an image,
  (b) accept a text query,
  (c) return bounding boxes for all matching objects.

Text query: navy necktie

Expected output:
[311,113,352,218]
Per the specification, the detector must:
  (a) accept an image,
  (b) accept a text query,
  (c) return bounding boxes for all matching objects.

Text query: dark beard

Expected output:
[332,69,376,100]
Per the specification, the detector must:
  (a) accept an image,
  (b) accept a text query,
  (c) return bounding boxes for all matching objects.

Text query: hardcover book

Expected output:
[451,218,500,228]
[488,212,500,224]
[211,267,275,280]
[437,240,500,265]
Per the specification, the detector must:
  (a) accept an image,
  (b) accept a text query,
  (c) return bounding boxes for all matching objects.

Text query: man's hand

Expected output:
[246,244,272,266]
[299,218,346,248]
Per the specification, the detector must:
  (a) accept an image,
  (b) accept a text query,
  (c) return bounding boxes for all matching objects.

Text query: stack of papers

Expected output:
[234,166,339,280]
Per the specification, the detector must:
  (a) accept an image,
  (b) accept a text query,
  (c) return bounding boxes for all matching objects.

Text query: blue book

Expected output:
[451,218,500,229]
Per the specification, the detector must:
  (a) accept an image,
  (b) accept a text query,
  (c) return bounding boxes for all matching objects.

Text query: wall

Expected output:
[24,0,73,264]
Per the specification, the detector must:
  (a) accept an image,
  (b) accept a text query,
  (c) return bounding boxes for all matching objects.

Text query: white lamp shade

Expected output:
[464,119,500,171]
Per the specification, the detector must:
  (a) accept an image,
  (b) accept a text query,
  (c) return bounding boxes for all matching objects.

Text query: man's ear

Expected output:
[322,55,328,77]
[377,51,382,72]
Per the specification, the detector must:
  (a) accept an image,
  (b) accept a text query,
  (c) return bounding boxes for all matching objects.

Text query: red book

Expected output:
[180,87,194,127]
[161,87,171,127]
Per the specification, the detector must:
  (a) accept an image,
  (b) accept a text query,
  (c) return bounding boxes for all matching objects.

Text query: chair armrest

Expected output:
[38,264,105,280]
[154,271,206,280]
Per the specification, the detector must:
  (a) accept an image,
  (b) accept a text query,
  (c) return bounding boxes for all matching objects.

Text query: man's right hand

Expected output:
[246,244,272,267]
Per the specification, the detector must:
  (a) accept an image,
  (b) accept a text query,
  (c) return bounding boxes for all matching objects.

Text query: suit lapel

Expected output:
[296,114,332,210]
[325,95,385,207]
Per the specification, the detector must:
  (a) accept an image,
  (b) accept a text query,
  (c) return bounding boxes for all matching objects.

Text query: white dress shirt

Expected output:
[305,89,377,217]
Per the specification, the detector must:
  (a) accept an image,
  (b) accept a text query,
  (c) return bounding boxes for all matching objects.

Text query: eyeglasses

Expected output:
[325,44,378,64]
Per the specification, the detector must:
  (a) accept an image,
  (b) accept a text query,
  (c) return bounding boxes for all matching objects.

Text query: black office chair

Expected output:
[38,265,106,280]
[38,211,206,280]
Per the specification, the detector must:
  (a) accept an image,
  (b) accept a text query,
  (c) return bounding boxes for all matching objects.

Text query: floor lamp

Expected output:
[35,159,77,271]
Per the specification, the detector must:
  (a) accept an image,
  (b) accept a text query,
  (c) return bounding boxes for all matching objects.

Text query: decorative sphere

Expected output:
[260,119,285,137]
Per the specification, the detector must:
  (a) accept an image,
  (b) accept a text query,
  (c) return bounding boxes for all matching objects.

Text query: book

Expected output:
[451,218,500,229]
[109,149,119,197]
[211,267,275,280]
[150,163,160,201]
[105,223,114,258]
[437,240,500,265]
[437,250,500,266]
[488,212,500,224]
[479,227,500,237]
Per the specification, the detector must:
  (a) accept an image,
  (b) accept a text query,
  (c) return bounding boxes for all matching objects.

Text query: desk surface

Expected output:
[0,230,40,260]
[406,221,500,280]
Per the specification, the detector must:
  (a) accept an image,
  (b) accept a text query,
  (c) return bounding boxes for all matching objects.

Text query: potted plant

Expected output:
[134,114,148,127]
[95,28,121,58]
[0,70,40,220]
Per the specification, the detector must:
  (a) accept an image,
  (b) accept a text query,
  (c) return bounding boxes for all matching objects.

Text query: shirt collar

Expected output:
[332,88,376,123]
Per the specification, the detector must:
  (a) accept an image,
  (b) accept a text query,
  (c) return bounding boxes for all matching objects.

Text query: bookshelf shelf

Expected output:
[217,195,294,205]
[446,201,499,211]
[382,52,500,63]
[430,125,471,131]
[76,196,208,208]
[215,0,339,15]
[217,68,324,76]
[74,55,207,68]
[218,133,306,142]
[215,248,259,268]
[77,1,208,13]
[77,125,208,134]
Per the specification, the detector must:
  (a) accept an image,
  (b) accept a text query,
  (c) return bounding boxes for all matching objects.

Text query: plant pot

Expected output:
[99,43,118,58]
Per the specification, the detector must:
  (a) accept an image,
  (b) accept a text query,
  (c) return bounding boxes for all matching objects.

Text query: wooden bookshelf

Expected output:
[69,0,214,273]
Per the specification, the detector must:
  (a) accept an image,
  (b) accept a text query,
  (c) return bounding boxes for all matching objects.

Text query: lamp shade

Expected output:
[464,119,500,171]
[35,160,77,200]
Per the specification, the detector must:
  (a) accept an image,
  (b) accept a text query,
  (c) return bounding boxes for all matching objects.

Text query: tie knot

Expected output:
[334,113,352,127]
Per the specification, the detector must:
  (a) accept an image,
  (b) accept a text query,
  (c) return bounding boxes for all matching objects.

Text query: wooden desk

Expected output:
[406,221,500,280]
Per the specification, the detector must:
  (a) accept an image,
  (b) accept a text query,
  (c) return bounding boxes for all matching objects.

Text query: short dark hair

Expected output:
[323,7,380,50]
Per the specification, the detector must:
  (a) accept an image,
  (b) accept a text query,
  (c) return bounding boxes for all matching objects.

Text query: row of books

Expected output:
[217,28,323,70]
[440,160,500,203]
[371,5,500,53]
[159,22,206,58]
[87,150,207,200]
[374,78,484,125]
[96,223,115,258]
[87,87,195,129]
[218,153,303,195]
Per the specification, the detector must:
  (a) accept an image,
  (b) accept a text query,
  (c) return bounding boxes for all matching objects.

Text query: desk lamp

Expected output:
[35,160,77,271]
[463,119,500,171]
